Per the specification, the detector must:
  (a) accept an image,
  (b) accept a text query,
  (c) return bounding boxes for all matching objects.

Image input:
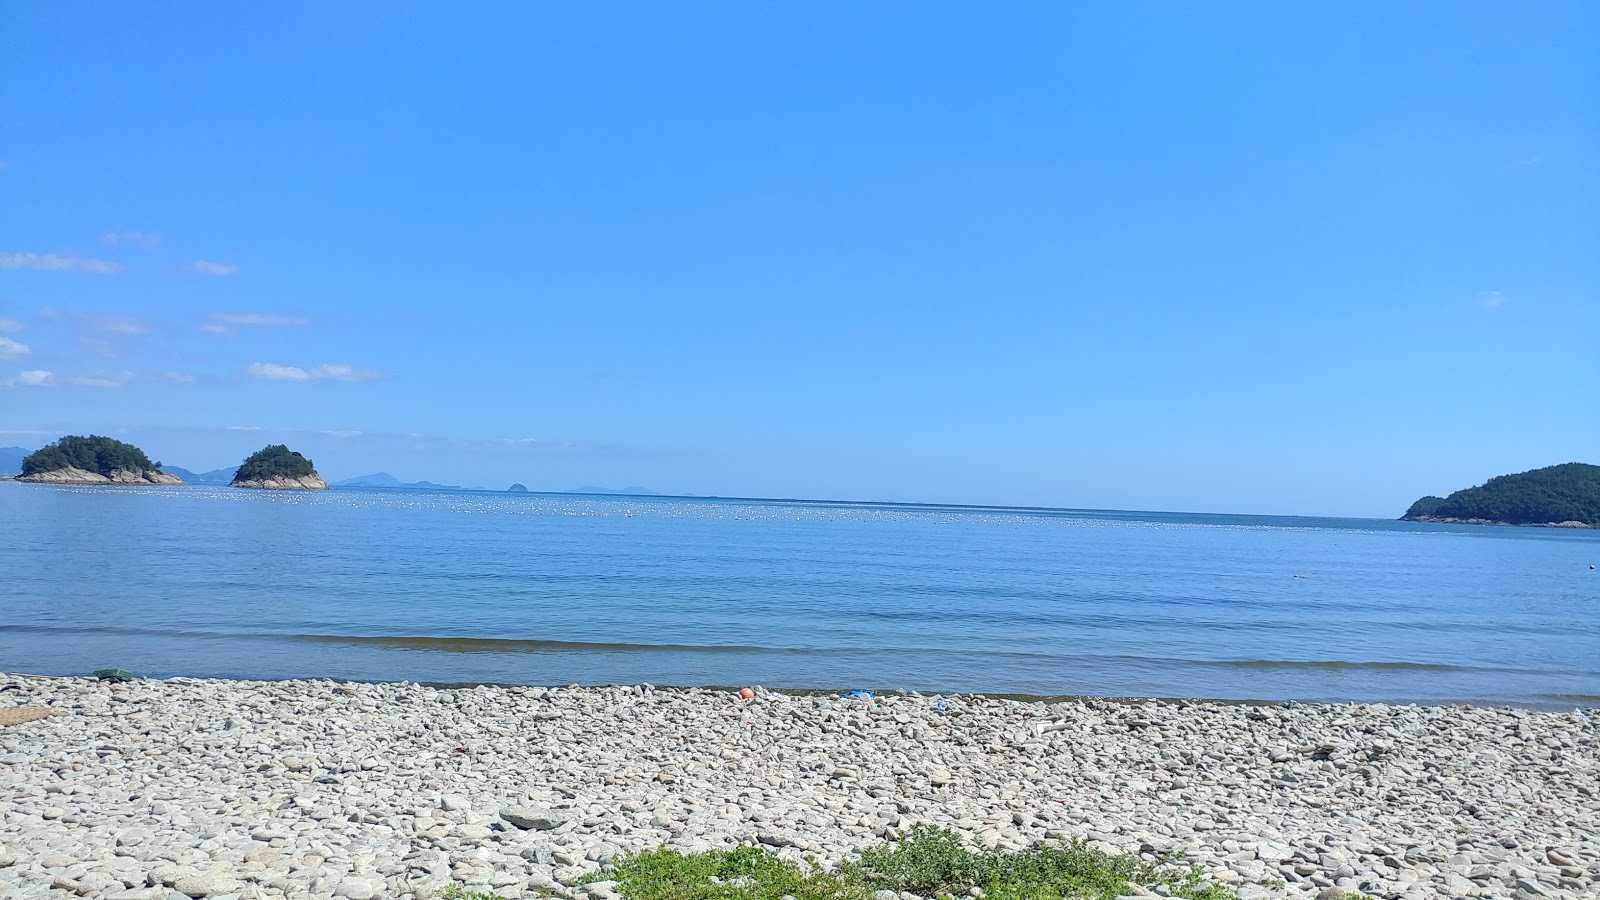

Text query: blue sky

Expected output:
[1,3,1595,515]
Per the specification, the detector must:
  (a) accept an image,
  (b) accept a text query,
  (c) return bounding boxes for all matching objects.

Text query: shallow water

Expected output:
[2,482,1596,707]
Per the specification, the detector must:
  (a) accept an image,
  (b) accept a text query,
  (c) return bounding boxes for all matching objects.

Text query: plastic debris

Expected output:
[92,668,136,683]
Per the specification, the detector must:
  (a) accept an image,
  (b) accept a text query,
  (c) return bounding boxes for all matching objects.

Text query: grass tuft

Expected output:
[609,844,866,900]
[606,827,1239,900]
[439,885,508,900]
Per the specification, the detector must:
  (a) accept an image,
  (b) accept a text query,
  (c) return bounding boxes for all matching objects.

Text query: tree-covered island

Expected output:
[16,435,183,485]
[1402,462,1599,527]
[229,444,329,490]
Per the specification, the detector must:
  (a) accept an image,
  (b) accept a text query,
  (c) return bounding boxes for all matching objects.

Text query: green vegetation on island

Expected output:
[1402,462,1600,526]
[20,435,162,478]
[233,444,317,482]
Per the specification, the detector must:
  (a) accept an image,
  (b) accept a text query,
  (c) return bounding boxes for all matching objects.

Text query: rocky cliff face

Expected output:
[229,473,330,490]
[18,466,184,485]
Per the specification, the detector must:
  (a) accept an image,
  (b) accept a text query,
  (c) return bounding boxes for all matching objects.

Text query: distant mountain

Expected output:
[162,466,237,485]
[1402,462,1599,527]
[569,485,659,496]
[334,472,465,491]
[0,446,28,476]
[335,472,404,487]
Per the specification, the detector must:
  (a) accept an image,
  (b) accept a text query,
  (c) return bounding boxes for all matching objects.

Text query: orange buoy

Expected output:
[739,687,755,700]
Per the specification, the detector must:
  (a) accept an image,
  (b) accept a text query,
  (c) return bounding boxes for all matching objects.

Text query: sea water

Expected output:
[2,482,1596,707]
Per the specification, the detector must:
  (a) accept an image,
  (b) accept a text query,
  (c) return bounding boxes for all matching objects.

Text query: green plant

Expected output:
[605,829,1240,900]
[438,886,507,900]
[856,826,1233,900]
[609,845,868,900]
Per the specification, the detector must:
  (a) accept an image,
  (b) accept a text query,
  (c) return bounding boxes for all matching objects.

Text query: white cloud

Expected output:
[40,308,154,335]
[0,252,124,274]
[190,260,239,276]
[0,317,22,333]
[17,369,53,386]
[247,362,385,383]
[247,363,312,382]
[204,311,310,336]
[215,312,308,327]
[0,337,29,358]
[64,372,133,388]
[1479,290,1506,309]
[102,230,161,251]
[325,430,364,439]
[227,425,263,431]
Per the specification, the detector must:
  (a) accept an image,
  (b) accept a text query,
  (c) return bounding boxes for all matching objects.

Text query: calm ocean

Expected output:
[2,482,1596,708]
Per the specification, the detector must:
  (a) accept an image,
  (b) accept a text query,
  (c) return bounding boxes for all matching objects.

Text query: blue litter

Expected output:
[844,690,875,699]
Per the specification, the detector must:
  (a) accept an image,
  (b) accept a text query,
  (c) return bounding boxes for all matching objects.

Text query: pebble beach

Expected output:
[1,675,1596,900]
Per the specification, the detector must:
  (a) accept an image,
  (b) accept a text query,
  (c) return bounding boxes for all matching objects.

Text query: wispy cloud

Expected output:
[0,337,29,358]
[202,311,310,336]
[1479,290,1506,310]
[1512,155,1544,167]
[246,362,386,383]
[102,230,161,251]
[2,368,193,389]
[0,252,124,274]
[216,312,308,327]
[64,372,134,388]
[40,308,155,335]
[189,260,239,276]
[0,317,23,333]
[227,425,263,431]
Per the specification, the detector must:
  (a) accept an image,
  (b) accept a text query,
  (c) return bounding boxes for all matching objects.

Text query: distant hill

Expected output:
[0,446,28,476]
[162,466,236,485]
[1402,463,1600,526]
[569,485,659,496]
[334,472,466,491]
[335,472,404,487]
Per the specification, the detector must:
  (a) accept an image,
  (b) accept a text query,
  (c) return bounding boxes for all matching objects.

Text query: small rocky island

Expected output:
[507,483,528,492]
[1402,462,1599,527]
[229,444,329,490]
[16,435,182,485]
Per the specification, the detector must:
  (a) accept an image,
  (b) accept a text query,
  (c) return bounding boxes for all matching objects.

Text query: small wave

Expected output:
[0,624,775,655]
[289,634,773,654]
[1197,659,1508,674]
[1537,693,1600,704]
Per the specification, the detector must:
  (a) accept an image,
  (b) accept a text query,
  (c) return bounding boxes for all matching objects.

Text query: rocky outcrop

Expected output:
[18,466,183,485]
[507,483,529,493]
[1406,515,1592,528]
[230,473,329,490]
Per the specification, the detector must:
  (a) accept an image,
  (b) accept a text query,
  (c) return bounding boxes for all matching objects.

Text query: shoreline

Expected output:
[2,673,1595,900]
[9,667,1596,713]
